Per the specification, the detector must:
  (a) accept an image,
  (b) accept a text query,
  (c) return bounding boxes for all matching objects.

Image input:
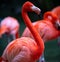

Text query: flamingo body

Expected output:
[22,20,59,42]
[2,37,39,62]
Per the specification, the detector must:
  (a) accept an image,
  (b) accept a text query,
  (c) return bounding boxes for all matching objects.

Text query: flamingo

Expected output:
[0,16,20,43]
[51,6,60,46]
[0,1,44,62]
[22,11,59,62]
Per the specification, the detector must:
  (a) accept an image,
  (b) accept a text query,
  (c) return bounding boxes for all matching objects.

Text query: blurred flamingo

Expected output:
[22,11,59,62]
[0,1,44,62]
[51,6,60,46]
[0,16,20,43]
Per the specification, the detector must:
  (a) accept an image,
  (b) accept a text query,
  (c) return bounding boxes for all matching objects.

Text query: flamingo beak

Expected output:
[56,20,60,30]
[0,30,3,38]
[0,26,7,38]
[31,5,41,15]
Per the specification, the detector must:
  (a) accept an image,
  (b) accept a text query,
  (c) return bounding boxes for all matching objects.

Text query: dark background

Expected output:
[0,0,60,62]
[0,0,60,21]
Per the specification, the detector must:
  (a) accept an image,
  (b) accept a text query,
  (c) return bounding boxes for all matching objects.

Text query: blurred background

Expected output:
[0,0,60,62]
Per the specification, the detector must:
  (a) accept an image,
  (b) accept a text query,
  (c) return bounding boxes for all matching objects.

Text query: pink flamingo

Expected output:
[0,1,44,62]
[51,6,60,46]
[22,11,59,62]
[0,16,20,43]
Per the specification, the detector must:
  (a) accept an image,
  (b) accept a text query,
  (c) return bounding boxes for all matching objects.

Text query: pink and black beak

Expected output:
[56,20,60,30]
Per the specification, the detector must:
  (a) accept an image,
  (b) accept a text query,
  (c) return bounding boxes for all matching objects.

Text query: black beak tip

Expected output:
[58,26,60,30]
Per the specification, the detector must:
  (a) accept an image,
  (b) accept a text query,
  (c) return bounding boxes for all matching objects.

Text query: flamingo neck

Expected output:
[22,9,44,59]
[15,32,19,39]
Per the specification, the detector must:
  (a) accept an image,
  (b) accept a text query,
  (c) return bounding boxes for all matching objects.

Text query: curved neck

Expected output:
[22,9,44,59]
[43,12,57,24]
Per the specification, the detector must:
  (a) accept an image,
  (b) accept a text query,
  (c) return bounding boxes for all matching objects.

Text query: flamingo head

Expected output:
[43,11,60,30]
[22,1,41,15]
